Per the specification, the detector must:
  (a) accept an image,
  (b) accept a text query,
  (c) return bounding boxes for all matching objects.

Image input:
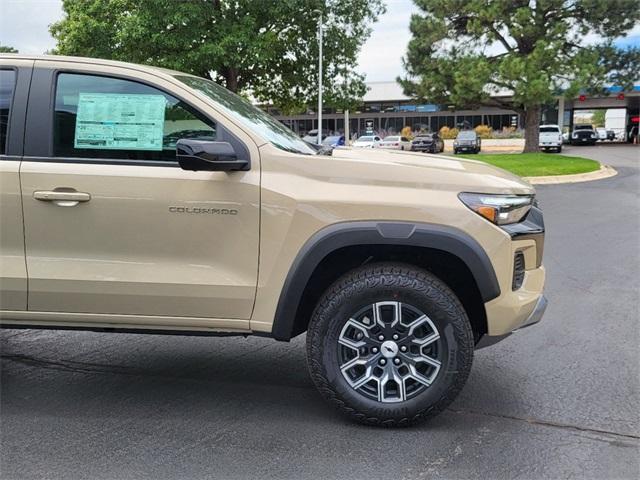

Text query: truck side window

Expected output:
[53,73,216,162]
[0,69,16,155]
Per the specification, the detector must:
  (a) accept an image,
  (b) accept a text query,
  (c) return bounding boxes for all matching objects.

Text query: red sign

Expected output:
[578,94,586,102]
[631,116,639,123]
[617,93,625,100]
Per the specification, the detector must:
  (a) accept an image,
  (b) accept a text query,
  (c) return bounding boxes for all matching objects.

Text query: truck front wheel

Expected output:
[306,262,474,427]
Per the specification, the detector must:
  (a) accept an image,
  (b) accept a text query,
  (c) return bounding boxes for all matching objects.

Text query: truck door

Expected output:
[18,61,260,331]
[0,59,32,312]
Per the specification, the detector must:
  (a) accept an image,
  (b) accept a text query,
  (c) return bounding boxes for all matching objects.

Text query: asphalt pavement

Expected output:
[1,145,639,480]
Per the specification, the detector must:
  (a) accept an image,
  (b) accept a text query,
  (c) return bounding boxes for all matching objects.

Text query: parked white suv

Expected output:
[539,125,563,153]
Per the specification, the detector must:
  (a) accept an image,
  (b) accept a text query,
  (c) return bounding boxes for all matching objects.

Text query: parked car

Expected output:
[302,129,330,144]
[570,125,597,145]
[628,126,638,144]
[453,130,481,154]
[595,128,608,141]
[539,124,563,153]
[322,135,345,148]
[352,134,382,148]
[411,133,444,153]
[380,135,412,151]
[0,54,547,426]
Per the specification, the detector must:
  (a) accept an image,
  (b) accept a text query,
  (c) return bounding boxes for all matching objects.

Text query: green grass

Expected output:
[458,153,600,177]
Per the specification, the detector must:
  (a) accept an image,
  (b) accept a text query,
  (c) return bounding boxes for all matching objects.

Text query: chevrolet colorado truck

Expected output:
[0,55,546,426]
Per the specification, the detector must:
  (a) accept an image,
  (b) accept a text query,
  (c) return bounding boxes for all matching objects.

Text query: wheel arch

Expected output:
[270,221,500,341]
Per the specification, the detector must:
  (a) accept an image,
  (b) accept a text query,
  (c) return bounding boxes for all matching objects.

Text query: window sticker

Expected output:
[74,93,166,150]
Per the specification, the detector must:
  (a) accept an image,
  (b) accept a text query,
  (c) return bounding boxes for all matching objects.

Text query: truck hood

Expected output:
[327,147,534,195]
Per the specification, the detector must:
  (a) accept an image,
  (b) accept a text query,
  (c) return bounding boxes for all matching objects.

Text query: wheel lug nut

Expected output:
[372,347,378,353]
[378,335,385,341]
[380,359,386,365]
[392,334,399,340]
[394,358,401,365]
[400,346,407,352]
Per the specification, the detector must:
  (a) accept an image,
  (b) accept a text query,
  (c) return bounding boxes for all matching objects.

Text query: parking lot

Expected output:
[1,145,638,480]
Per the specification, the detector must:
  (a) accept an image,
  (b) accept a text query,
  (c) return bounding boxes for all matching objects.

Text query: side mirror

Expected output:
[176,139,249,172]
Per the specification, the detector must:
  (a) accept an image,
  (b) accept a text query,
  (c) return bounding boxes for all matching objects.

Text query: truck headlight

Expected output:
[458,193,534,225]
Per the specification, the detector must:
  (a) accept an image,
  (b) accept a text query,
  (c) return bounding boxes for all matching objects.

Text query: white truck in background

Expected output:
[605,109,626,141]
[539,124,563,152]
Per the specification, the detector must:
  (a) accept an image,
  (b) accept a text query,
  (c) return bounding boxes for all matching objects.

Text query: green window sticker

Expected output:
[74,93,166,151]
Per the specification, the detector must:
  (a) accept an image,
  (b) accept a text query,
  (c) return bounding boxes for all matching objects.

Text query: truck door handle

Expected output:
[33,190,91,207]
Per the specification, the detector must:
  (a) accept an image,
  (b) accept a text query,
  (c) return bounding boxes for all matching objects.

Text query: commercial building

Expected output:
[268,81,640,141]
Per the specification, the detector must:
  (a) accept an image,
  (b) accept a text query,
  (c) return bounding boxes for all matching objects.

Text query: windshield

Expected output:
[574,125,593,130]
[540,127,559,133]
[416,134,433,139]
[175,75,317,155]
[384,136,399,141]
[357,136,375,142]
[457,131,476,140]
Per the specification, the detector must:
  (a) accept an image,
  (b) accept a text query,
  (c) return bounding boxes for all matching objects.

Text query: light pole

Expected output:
[317,14,323,145]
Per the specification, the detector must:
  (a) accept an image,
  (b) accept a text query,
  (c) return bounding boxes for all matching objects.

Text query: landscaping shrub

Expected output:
[439,126,459,139]
[474,124,493,139]
[492,127,525,139]
[401,126,413,140]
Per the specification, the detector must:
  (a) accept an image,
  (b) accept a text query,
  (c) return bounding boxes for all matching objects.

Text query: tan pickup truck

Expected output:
[0,55,546,426]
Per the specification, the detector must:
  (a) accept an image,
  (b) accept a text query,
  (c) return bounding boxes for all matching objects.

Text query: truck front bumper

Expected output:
[476,205,547,349]
[476,294,547,349]
[519,294,547,329]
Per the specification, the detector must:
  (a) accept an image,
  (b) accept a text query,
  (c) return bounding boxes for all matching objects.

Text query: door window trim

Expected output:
[0,65,30,158]
[23,66,249,167]
[0,68,17,156]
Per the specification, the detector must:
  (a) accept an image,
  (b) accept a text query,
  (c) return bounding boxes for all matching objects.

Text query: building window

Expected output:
[379,117,404,134]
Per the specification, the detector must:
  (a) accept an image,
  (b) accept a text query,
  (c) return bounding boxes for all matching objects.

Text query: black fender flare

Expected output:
[271,221,500,341]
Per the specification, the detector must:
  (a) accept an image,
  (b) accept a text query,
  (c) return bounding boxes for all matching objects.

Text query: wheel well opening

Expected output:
[290,245,487,342]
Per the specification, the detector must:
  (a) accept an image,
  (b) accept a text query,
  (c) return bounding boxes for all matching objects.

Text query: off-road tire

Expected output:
[306,262,474,427]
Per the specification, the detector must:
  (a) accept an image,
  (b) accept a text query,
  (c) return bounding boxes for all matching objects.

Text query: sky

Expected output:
[1,0,638,83]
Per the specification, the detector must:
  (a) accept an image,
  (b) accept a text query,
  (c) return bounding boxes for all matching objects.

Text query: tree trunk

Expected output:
[523,104,541,153]
[224,67,239,93]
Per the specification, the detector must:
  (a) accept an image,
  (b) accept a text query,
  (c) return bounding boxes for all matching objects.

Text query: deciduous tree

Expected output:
[399,0,640,152]
[51,0,385,114]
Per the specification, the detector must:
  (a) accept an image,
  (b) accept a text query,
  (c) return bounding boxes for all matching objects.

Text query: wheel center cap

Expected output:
[381,340,399,359]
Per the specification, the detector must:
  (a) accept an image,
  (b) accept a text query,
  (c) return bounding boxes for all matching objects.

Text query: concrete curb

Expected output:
[524,164,617,185]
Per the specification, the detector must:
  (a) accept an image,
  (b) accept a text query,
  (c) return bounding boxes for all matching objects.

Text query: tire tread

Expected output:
[306,262,474,427]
